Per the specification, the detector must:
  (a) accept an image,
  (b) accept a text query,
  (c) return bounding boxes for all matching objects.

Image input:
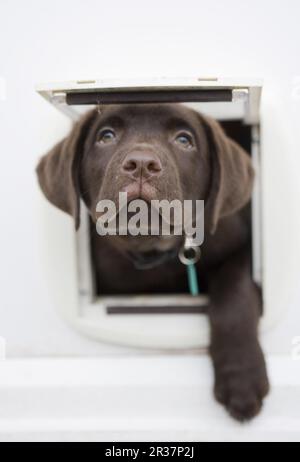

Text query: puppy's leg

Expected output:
[208,247,269,421]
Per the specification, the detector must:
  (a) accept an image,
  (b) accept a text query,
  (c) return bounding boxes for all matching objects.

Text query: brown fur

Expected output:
[36,104,269,421]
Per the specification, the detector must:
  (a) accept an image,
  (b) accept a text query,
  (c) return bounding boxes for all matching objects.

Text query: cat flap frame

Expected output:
[36,77,263,349]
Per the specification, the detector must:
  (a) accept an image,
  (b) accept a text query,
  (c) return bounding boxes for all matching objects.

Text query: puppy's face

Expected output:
[79,104,210,220]
[37,103,254,243]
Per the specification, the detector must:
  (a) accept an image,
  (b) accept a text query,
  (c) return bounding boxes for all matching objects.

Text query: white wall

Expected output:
[0,0,300,357]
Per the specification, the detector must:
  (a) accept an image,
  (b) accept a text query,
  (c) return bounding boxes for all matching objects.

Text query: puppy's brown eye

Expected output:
[98,129,116,143]
[175,132,193,148]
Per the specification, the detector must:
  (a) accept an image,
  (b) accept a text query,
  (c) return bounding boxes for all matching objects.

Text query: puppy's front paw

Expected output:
[214,364,269,422]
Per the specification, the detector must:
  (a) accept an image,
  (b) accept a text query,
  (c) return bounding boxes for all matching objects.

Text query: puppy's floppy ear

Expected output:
[199,114,254,234]
[36,110,96,230]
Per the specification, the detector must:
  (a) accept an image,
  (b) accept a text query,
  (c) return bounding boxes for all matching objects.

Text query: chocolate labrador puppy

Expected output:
[36,104,269,421]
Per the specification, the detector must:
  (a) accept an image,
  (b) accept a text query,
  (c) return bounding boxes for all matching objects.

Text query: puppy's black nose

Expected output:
[122,152,162,179]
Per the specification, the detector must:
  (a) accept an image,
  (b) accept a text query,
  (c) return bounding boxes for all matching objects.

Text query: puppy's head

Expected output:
[36,104,254,235]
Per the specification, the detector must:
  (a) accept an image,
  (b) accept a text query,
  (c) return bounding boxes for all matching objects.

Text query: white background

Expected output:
[0,0,300,357]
